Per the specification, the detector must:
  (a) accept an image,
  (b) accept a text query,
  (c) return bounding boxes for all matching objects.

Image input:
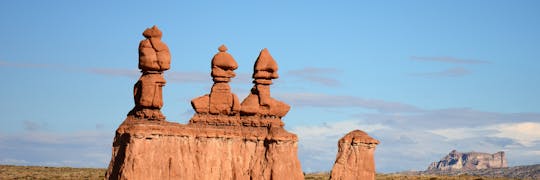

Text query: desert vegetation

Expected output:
[0,165,520,180]
[0,165,105,179]
[304,172,518,180]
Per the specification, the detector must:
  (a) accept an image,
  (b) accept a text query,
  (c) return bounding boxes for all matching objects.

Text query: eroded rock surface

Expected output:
[128,25,170,120]
[106,117,303,180]
[427,150,508,171]
[106,39,303,179]
[330,130,379,180]
[239,48,290,128]
[190,45,241,125]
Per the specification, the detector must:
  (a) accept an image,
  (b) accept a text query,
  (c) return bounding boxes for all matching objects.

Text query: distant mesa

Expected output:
[427,149,508,171]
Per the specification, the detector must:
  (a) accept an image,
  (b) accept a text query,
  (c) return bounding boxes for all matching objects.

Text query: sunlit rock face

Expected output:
[427,150,508,171]
[106,32,303,180]
[105,118,303,180]
[330,130,379,180]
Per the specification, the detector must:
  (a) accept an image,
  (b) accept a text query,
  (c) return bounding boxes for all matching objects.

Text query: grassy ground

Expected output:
[304,172,518,180]
[0,165,517,180]
[0,165,105,179]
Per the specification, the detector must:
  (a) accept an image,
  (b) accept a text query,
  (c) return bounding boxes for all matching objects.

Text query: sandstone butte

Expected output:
[427,150,508,171]
[330,130,380,180]
[106,26,304,180]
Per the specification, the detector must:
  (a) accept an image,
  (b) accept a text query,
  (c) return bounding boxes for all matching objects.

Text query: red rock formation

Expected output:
[190,45,241,125]
[330,130,379,180]
[106,39,304,179]
[106,117,303,180]
[240,48,290,127]
[129,25,170,120]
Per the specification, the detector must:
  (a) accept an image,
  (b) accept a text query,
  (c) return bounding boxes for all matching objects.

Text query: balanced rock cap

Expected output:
[212,44,238,70]
[339,130,380,144]
[254,48,278,72]
[142,25,163,38]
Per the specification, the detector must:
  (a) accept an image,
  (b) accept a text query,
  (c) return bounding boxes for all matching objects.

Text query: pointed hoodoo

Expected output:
[240,48,290,127]
[129,25,170,120]
[253,48,279,84]
[190,45,241,124]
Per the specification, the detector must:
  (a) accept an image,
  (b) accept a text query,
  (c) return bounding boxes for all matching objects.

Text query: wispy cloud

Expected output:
[431,122,540,147]
[293,120,389,172]
[276,93,421,113]
[411,56,490,64]
[286,67,341,87]
[281,92,540,172]
[0,60,218,84]
[295,117,540,172]
[85,68,139,78]
[410,67,471,77]
[0,129,112,168]
[22,120,48,131]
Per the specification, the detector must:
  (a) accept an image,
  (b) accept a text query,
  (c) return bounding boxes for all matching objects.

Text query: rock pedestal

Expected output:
[105,117,303,180]
[106,38,303,180]
[330,130,379,180]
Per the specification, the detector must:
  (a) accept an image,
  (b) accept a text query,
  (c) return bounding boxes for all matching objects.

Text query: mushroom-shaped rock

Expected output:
[330,130,379,180]
[253,48,279,83]
[211,45,238,82]
[191,45,240,117]
[240,48,290,119]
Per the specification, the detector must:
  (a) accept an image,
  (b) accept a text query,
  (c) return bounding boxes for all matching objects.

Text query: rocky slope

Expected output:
[427,150,507,171]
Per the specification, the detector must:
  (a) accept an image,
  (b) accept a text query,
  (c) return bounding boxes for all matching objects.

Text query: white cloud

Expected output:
[293,120,388,138]
[492,122,540,147]
[292,120,389,172]
[429,122,540,147]
[276,93,421,113]
[0,130,112,168]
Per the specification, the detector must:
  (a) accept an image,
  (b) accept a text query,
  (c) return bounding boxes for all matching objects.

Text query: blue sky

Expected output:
[1,1,539,173]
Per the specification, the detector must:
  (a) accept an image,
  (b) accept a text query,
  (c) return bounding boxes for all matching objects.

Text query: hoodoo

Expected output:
[330,130,380,180]
[105,26,303,180]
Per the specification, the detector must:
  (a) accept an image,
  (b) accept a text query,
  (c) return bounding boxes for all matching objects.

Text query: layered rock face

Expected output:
[427,150,508,171]
[330,130,380,180]
[106,28,303,180]
[106,117,302,180]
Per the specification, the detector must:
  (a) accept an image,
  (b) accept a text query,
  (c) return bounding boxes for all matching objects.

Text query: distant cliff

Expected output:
[427,150,507,171]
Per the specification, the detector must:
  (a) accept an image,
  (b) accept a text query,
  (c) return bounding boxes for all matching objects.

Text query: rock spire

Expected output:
[330,130,380,180]
[190,45,241,125]
[240,48,290,127]
[128,25,170,120]
[106,40,304,179]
